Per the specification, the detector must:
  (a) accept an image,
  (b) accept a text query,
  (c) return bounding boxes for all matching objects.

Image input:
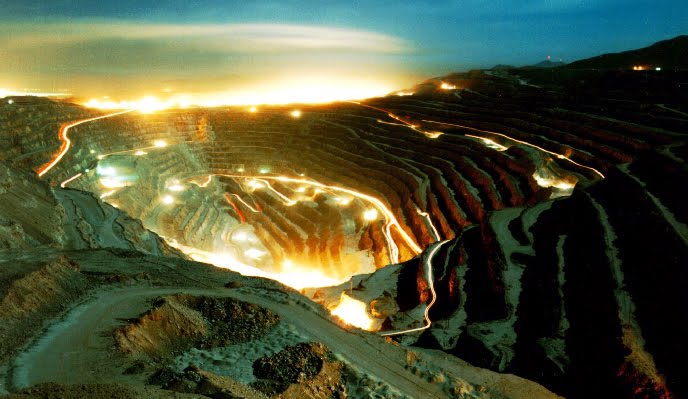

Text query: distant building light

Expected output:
[656,67,662,71]
[7,99,13,104]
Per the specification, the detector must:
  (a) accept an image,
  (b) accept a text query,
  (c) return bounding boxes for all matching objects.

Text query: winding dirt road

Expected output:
[10,285,450,398]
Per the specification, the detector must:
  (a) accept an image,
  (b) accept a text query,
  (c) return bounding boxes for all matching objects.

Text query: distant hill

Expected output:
[525,60,566,69]
[566,35,688,70]
[490,64,516,71]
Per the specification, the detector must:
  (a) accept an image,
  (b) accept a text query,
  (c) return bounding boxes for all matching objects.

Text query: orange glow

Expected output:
[166,241,344,290]
[211,173,422,264]
[330,292,375,330]
[82,77,394,109]
[84,96,174,113]
[36,109,134,177]
[440,82,457,90]
[290,110,302,118]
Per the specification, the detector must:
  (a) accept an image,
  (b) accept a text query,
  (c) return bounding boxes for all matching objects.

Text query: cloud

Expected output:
[0,21,412,97]
[1,22,410,53]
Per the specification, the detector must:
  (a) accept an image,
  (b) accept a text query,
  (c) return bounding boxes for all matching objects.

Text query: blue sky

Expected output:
[1,0,686,99]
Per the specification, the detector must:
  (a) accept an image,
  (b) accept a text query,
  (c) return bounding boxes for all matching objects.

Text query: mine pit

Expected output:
[2,59,687,398]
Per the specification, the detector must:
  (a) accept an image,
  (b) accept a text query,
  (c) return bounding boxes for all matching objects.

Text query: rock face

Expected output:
[322,147,687,398]
[0,160,178,256]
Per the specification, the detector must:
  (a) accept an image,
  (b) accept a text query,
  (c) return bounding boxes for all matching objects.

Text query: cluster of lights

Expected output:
[632,66,662,71]
[167,241,344,290]
[212,173,422,264]
[440,82,457,90]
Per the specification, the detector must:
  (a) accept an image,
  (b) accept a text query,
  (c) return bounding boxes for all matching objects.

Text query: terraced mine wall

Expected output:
[1,69,686,398]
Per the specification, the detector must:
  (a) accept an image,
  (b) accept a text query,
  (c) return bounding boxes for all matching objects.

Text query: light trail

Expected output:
[191,175,213,188]
[36,109,134,177]
[254,179,297,206]
[231,193,262,213]
[210,173,422,263]
[380,240,449,336]
[99,189,117,199]
[223,193,247,223]
[465,134,509,152]
[349,101,443,139]
[416,206,441,242]
[422,119,605,179]
[59,173,82,188]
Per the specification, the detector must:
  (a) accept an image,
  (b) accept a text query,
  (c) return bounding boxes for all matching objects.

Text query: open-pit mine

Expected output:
[1,40,687,399]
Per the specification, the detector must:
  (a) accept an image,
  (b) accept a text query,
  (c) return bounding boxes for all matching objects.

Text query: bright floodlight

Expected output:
[154,140,167,148]
[168,184,185,192]
[291,110,302,118]
[7,99,14,104]
[249,106,257,113]
[162,195,174,205]
[336,197,353,206]
[134,150,147,156]
[440,82,457,90]
[247,179,265,189]
[244,248,266,260]
[363,208,379,221]
[233,231,248,242]
[330,292,374,330]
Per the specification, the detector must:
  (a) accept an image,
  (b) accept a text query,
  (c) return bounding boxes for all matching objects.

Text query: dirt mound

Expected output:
[0,255,90,361]
[151,365,269,399]
[251,342,345,397]
[115,294,280,359]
